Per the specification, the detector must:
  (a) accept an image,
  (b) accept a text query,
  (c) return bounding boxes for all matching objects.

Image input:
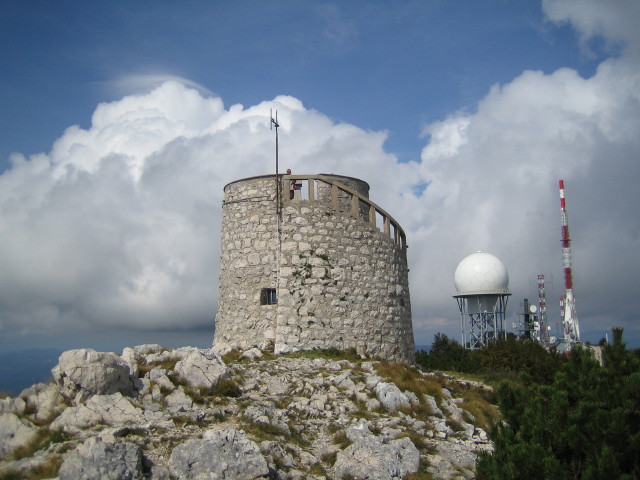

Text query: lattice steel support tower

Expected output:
[559,180,580,343]
[455,294,511,349]
[537,274,550,344]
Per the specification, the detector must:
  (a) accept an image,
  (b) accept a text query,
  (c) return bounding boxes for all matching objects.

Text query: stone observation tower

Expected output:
[213,173,415,362]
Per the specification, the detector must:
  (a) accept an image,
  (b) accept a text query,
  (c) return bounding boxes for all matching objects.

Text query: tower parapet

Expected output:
[213,173,414,362]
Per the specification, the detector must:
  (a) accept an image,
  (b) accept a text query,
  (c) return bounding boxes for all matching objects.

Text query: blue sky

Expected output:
[1,1,601,169]
[1,0,639,355]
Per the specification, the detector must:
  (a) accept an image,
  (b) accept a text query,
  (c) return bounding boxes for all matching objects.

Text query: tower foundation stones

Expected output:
[213,174,415,362]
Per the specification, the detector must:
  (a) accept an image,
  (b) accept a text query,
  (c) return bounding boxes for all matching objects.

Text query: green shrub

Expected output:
[477,328,640,479]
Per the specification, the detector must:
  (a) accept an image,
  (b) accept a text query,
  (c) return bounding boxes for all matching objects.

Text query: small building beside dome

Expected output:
[453,251,511,349]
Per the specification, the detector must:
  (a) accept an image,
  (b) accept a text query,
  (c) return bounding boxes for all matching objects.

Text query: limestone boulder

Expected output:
[165,387,194,413]
[375,381,411,412]
[334,435,420,480]
[174,349,229,389]
[19,382,66,421]
[121,344,164,380]
[345,419,374,442]
[169,428,269,479]
[58,437,144,480]
[121,348,141,380]
[240,347,263,361]
[424,394,444,417]
[0,396,26,416]
[0,412,38,458]
[50,392,146,433]
[260,440,295,469]
[51,349,136,403]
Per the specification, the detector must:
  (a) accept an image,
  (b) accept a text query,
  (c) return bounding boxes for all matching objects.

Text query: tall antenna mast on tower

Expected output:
[559,180,580,343]
[271,109,280,218]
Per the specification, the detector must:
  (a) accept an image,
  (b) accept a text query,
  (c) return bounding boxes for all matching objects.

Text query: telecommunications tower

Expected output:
[537,274,550,344]
[559,180,580,343]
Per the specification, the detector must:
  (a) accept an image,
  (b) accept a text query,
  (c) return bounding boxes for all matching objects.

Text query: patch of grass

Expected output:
[241,419,288,442]
[458,392,500,432]
[350,398,379,421]
[23,455,62,480]
[159,384,173,396]
[138,356,181,377]
[184,386,207,404]
[212,379,242,398]
[321,450,339,466]
[375,362,432,397]
[11,428,64,461]
[458,371,522,390]
[29,410,63,428]
[167,372,189,389]
[375,362,450,422]
[309,462,327,476]
[394,430,430,451]
[447,377,496,404]
[398,401,433,424]
[405,460,436,480]
[274,396,291,410]
[186,378,242,404]
[211,409,226,422]
[22,401,38,417]
[288,422,310,447]
[171,415,189,427]
[446,418,465,432]
[40,429,71,450]
[332,430,352,449]
[221,349,243,364]
[0,470,22,480]
[327,423,341,434]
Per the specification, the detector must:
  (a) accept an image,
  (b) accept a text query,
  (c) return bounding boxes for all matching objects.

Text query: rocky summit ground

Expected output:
[0,345,496,480]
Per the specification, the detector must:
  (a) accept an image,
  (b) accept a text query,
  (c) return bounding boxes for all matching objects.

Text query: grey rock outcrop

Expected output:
[52,349,136,403]
[58,437,144,480]
[0,396,26,416]
[0,412,38,458]
[0,345,494,479]
[174,349,229,389]
[334,435,420,480]
[50,392,168,433]
[19,382,66,422]
[375,381,411,412]
[168,428,269,479]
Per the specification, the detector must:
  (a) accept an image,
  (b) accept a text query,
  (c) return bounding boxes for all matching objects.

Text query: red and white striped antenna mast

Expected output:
[559,180,580,343]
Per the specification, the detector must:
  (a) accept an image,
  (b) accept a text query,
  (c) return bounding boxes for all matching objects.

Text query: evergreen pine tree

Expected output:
[477,328,640,479]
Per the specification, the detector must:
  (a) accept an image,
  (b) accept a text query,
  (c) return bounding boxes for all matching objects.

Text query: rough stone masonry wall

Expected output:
[213,175,415,363]
[214,176,280,352]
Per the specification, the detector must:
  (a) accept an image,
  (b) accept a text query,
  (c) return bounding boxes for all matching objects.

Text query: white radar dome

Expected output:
[454,251,509,294]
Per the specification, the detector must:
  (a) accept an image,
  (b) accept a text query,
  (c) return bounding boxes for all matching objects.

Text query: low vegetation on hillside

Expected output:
[417,328,640,479]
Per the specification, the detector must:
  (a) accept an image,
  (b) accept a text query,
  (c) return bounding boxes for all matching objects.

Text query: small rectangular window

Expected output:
[260,288,277,305]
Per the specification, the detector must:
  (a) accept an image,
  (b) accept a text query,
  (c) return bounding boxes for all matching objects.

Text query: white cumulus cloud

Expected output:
[0,81,419,343]
[1,0,639,349]
[407,0,640,344]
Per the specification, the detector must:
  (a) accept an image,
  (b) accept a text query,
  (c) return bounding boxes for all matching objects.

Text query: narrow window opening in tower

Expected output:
[260,288,277,305]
